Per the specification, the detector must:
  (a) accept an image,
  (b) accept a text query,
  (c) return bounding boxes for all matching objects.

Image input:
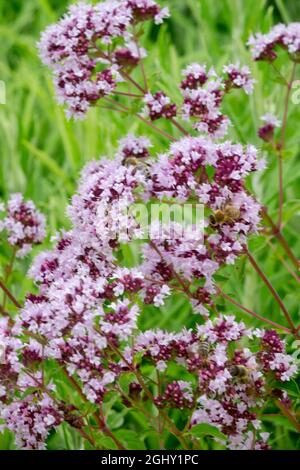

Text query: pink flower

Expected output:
[258,113,281,142]
[223,63,256,94]
[0,194,46,257]
[249,23,300,61]
[143,91,177,121]
[1,394,62,449]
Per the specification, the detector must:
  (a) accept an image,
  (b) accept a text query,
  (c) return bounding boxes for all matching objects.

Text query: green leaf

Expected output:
[115,430,146,450]
[107,409,128,430]
[22,140,72,192]
[47,429,70,450]
[0,429,16,450]
[188,423,227,441]
[276,379,300,398]
[119,372,136,394]
[96,434,117,450]
[263,415,297,433]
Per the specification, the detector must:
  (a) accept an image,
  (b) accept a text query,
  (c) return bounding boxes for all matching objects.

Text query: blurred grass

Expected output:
[0,0,300,450]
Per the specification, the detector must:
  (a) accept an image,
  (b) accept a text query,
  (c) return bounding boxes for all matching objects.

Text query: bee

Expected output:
[123,157,150,177]
[209,203,241,227]
[124,157,141,167]
[198,341,210,358]
[229,365,250,383]
[58,401,84,429]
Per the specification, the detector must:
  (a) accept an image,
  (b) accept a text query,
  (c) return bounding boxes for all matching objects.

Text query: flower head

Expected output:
[249,23,300,61]
[38,1,168,118]
[0,194,46,257]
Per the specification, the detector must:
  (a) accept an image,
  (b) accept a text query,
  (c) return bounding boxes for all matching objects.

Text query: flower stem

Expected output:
[132,30,148,92]
[217,286,292,333]
[0,279,21,309]
[170,118,189,136]
[61,368,125,450]
[120,70,189,138]
[25,369,98,449]
[2,247,17,309]
[261,207,299,270]
[275,400,300,433]
[104,97,176,141]
[267,239,300,285]
[121,70,146,94]
[277,62,297,230]
[112,90,143,98]
[106,338,190,449]
[245,248,298,336]
[148,240,192,298]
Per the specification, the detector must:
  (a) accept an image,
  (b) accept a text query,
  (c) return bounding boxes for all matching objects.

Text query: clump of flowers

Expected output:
[126,0,169,25]
[0,130,295,450]
[180,62,254,138]
[2,394,63,450]
[143,92,177,121]
[26,133,261,318]
[248,23,300,62]
[258,113,281,142]
[145,136,262,308]
[136,316,297,450]
[114,41,147,70]
[180,66,229,138]
[223,64,255,94]
[38,0,169,119]
[0,194,46,258]
[38,1,255,141]
[0,288,297,450]
[118,134,152,161]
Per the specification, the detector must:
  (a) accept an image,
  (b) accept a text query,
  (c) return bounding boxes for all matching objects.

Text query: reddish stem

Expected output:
[120,69,189,138]
[217,286,292,333]
[112,90,143,98]
[277,62,297,230]
[133,30,148,91]
[2,247,17,309]
[0,279,21,309]
[267,240,300,285]
[121,70,146,94]
[105,337,190,449]
[245,248,298,336]
[135,113,176,141]
[275,400,300,434]
[170,118,189,136]
[148,240,192,298]
[104,96,176,141]
[261,207,299,270]
[61,368,125,450]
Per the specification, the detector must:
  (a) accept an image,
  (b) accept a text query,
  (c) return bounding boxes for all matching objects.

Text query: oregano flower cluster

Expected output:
[38,0,169,119]
[0,194,46,258]
[248,23,300,61]
[0,2,299,451]
[180,63,255,138]
[136,317,296,450]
